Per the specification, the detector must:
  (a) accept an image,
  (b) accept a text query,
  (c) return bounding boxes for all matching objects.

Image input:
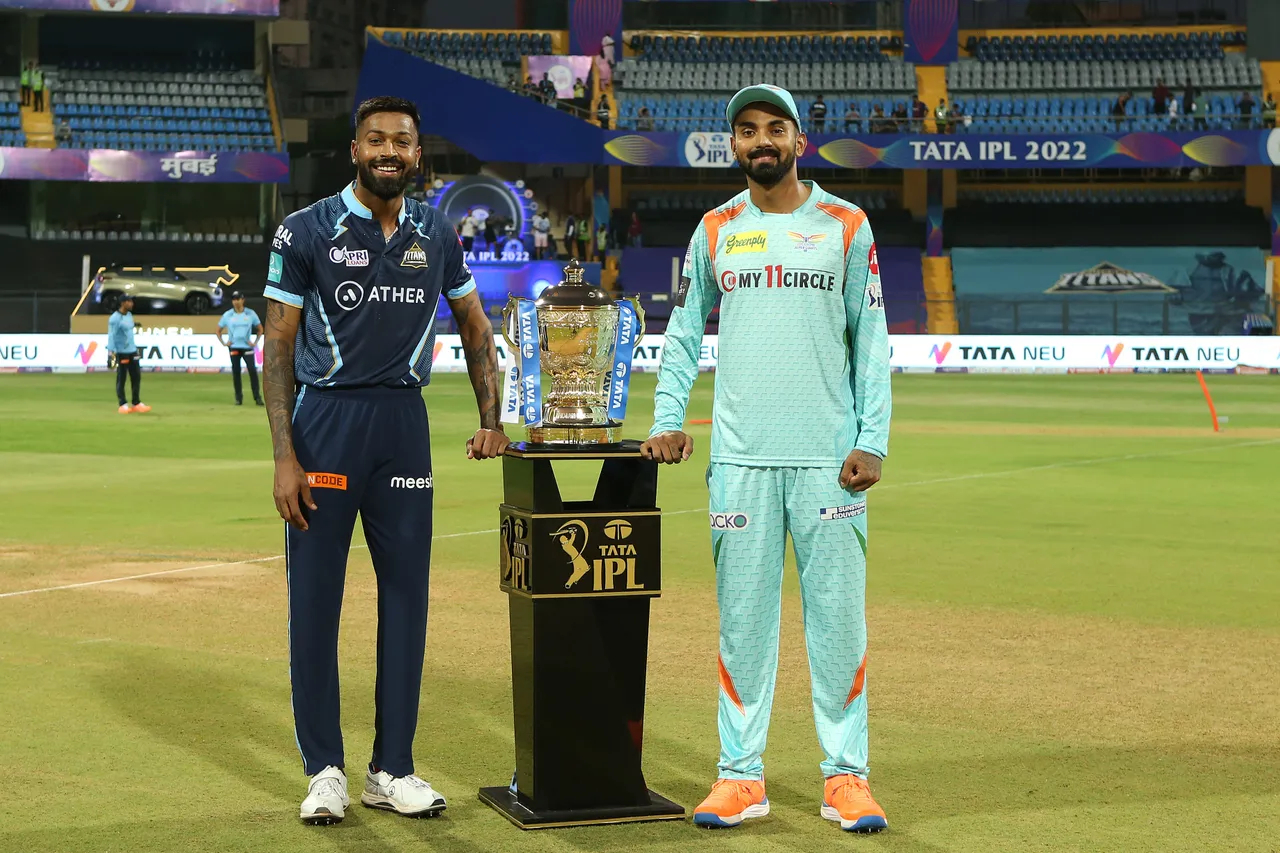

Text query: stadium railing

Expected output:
[955,294,1276,336]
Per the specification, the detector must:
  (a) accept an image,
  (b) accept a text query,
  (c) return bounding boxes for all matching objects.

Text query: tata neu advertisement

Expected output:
[1,334,1277,374]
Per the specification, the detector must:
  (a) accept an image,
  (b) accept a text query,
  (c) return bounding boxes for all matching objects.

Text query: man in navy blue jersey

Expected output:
[262,96,508,826]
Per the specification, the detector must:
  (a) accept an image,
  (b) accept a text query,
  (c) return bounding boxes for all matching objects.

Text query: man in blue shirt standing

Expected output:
[216,290,263,406]
[262,96,508,826]
[106,294,150,414]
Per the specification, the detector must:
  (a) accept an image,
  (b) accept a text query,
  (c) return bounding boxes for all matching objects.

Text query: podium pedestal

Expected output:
[478,440,685,829]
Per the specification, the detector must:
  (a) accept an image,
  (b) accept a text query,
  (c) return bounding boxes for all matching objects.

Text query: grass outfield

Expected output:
[1,371,1278,853]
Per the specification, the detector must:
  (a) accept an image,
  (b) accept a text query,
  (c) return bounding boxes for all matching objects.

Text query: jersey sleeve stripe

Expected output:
[702,200,748,266]
[445,277,477,300]
[814,200,867,257]
[264,285,304,308]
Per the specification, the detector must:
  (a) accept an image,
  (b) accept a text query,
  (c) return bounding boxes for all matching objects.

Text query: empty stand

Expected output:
[0,78,24,147]
[48,66,275,152]
[628,33,898,63]
[616,57,916,131]
[382,30,555,87]
[948,32,1264,133]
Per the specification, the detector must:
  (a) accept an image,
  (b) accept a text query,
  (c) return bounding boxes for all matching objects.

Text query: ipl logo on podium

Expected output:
[553,518,644,592]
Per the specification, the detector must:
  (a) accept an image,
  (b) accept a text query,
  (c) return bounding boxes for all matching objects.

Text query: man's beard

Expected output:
[356,157,413,201]
[738,146,795,188]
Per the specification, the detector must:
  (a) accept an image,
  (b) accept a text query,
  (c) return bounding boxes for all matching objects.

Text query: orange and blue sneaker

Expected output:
[821,774,887,833]
[692,778,769,828]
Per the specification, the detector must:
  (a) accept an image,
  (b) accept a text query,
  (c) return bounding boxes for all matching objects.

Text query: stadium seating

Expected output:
[960,187,1243,206]
[963,30,1243,62]
[48,67,275,151]
[31,228,263,243]
[947,45,1265,132]
[381,30,555,87]
[632,187,893,212]
[627,33,896,64]
[0,77,24,146]
[615,60,916,131]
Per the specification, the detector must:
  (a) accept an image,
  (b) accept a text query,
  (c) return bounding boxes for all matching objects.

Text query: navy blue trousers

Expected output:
[286,385,434,778]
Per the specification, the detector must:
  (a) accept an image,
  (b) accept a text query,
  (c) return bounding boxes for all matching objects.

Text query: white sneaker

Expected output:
[300,766,349,825]
[361,769,447,818]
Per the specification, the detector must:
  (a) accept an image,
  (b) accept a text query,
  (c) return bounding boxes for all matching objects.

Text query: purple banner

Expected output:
[526,55,596,99]
[0,148,289,183]
[0,0,278,14]
[569,0,623,65]
[903,0,959,65]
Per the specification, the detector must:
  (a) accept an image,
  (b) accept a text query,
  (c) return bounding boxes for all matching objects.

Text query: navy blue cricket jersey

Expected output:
[264,182,476,388]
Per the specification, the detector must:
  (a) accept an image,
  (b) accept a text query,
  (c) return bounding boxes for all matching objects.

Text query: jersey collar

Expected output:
[745,179,820,218]
[341,181,410,226]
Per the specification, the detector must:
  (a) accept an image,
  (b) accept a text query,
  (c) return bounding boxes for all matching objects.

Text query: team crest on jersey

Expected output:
[787,231,827,253]
[400,241,428,269]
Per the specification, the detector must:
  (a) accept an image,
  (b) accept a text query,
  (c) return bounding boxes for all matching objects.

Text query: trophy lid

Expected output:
[534,259,613,308]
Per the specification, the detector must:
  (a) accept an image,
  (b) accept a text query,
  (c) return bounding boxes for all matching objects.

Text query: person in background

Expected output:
[563,213,578,259]
[891,101,909,132]
[869,104,888,134]
[628,211,643,248]
[31,63,44,112]
[540,73,557,105]
[843,102,861,134]
[636,106,654,132]
[596,94,611,130]
[482,209,497,252]
[459,210,478,253]
[1182,79,1195,118]
[55,117,71,145]
[506,74,520,94]
[531,207,551,260]
[934,99,949,134]
[107,294,150,414]
[573,77,586,113]
[1152,78,1171,115]
[911,94,927,133]
[951,100,969,132]
[217,290,264,406]
[809,95,827,133]
[575,213,590,260]
[1193,88,1209,130]
[1238,91,1255,128]
[1263,93,1276,129]
[1111,92,1131,130]
[523,75,537,99]
[601,32,615,68]
[1167,95,1179,127]
[20,61,31,107]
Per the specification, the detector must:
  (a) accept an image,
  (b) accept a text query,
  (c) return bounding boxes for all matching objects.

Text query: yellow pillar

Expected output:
[922,255,958,334]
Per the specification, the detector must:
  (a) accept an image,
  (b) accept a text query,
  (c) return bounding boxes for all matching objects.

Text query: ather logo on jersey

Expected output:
[400,241,428,268]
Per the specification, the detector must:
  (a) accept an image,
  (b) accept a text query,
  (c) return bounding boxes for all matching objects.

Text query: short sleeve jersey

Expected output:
[218,308,261,349]
[650,181,892,466]
[264,182,476,389]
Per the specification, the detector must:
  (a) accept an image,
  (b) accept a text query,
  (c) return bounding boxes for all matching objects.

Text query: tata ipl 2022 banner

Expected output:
[0,0,278,14]
[952,247,1270,336]
[4,334,1276,374]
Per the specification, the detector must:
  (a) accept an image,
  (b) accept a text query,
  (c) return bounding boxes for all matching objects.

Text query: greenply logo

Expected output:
[724,232,767,255]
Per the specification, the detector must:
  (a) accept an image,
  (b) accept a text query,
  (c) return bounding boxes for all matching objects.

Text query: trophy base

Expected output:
[527,423,622,444]
[478,786,685,830]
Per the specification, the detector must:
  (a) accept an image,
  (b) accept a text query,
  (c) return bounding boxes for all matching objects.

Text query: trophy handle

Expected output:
[501,298,520,350]
[624,296,646,345]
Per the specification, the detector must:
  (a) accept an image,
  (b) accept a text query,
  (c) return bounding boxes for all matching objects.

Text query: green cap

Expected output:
[726,84,803,133]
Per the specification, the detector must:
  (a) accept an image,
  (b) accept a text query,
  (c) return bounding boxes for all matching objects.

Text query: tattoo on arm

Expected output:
[452,294,501,430]
[263,300,300,462]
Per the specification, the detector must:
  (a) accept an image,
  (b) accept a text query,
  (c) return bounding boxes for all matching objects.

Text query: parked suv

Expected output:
[92,264,226,314]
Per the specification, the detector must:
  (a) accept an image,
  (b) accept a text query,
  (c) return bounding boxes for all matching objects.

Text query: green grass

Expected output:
[1,371,1279,853]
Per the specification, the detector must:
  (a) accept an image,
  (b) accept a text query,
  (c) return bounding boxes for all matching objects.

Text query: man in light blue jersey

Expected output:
[106,294,150,414]
[216,290,264,406]
[641,84,892,833]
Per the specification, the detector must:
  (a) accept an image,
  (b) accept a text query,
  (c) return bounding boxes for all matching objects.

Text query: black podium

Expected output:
[478,440,685,829]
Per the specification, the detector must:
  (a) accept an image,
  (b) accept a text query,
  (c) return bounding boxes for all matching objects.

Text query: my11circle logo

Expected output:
[335,280,364,310]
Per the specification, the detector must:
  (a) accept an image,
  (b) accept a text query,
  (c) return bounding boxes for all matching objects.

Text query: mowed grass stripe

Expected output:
[1,372,1277,853]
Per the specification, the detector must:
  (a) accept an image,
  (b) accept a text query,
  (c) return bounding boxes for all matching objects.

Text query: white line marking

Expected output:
[2,438,1273,601]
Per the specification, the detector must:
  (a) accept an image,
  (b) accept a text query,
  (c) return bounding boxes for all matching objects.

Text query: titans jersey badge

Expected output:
[400,241,429,269]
